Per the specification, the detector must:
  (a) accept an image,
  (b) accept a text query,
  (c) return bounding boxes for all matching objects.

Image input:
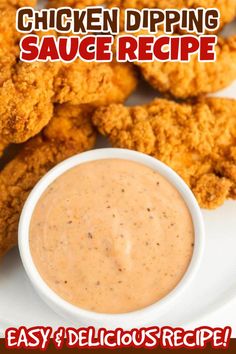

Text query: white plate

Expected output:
[0,10,236,336]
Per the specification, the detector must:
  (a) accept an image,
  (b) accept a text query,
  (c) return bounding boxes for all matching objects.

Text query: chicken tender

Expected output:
[54,60,137,106]
[0,7,21,86]
[108,0,236,32]
[48,0,104,7]
[0,58,136,143]
[0,137,9,157]
[0,4,57,141]
[93,98,236,209]
[135,34,236,99]
[0,104,96,258]
[0,6,20,49]
[0,62,61,143]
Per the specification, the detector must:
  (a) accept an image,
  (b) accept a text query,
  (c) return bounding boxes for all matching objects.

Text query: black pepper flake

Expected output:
[64,281,68,284]
[191,243,194,247]
[156,243,160,246]
[107,206,111,209]
[121,189,125,193]
[68,221,73,224]
[96,281,100,286]
[88,232,93,239]
[147,208,151,212]
[156,182,160,186]
[118,268,122,272]
[112,214,116,218]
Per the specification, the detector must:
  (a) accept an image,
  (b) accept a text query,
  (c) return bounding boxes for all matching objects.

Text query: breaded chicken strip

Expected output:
[0,62,61,143]
[48,0,104,7]
[0,4,59,144]
[108,0,236,32]
[93,98,236,209]
[54,60,137,106]
[135,34,236,99]
[0,2,136,143]
[0,59,136,143]
[0,104,96,258]
[0,47,18,88]
[0,6,21,86]
[0,6,20,48]
[0,9,61,144]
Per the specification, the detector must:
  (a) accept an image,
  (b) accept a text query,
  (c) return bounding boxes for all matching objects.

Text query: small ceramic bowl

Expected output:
[19,148,205,330]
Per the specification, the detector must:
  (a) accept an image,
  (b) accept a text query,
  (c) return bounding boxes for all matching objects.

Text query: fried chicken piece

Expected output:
[0,3,63,144]
[0,6,20,49]
[54,60,137,106]
[135,34,236,99]
[0,57,136,143]
[108,0,236,32]
[192,174,232,209]
[0,6,21,86]
[0,104,96,258]
[0,5,60,144]
[93,98,236,209]
[0,47,19,88]
[48,0,104,7]
[0,62,61,143]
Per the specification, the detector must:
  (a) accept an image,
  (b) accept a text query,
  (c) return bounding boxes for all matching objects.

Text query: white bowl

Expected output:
[19,148,205,330]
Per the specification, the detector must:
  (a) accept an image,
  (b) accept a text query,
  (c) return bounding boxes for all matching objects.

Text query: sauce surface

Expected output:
[30,159,194,313]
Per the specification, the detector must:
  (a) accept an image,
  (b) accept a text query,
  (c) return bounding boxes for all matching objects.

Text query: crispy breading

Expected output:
[0,0,36,8]
[0,47,19,88]
[48,0,104,7]
[135,34,236,99]
[93,98,236,209]
[54,60,138,106]
[0,58,136,144]
[0,6,20,48]
[0,8,62,145]
[0,104,96,258]
[108,0,236,32]
[0,7,21,86]
[0,62,61,143]
[0,0,136,143]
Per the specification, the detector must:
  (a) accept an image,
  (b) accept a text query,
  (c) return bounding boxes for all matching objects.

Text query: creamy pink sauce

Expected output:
[30,159,194,314]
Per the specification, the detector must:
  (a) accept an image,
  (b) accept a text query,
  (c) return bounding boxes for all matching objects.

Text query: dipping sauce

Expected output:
[30,159,194,314]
